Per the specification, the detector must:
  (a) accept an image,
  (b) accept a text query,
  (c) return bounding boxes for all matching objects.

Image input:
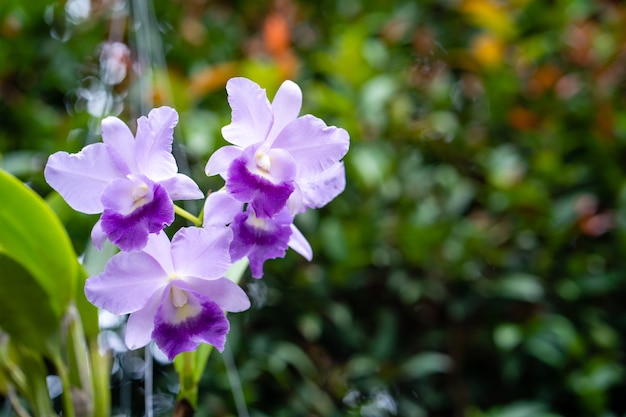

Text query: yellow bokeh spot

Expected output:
[470,33,505,69]
[460,0,516,39]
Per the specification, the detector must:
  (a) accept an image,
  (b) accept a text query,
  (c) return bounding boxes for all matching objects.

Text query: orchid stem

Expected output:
[174,205,202,227]
[53,356,76,417]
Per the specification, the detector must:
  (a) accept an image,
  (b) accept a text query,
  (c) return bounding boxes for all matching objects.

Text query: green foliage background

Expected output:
[3,0,626,416]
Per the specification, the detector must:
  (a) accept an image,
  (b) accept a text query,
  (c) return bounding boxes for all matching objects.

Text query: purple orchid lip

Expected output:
[152,284,230,360]
[100,180,174,251]
[226,151,295,218]
[229,207,294,278]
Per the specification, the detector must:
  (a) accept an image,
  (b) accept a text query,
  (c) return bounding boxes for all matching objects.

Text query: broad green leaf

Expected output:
[0,169,77,316]
[0,254,60,353]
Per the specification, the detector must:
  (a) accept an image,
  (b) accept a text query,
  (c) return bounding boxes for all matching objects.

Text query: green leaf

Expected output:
[0,169,78,316]
[0,254,60,353]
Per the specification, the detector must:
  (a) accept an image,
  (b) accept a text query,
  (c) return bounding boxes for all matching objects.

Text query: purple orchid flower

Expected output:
[203,191,312,278]
[84,227,250,360]
[205,77,349,218]
[44,107,203,251]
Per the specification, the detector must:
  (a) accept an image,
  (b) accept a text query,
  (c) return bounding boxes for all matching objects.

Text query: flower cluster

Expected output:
[205,78,349,277]
[45,77,349,360]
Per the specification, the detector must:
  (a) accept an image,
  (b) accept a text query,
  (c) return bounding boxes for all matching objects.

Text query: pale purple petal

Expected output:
[101,116,137,174]
[84,251,167,315]
[298,161,346,209]
[272,115,350,178]
[288,224,312,261]
[125,291,161,350]
[134,106,179,181]
[286,185,305,215]
[100,182,174,251]
[159,173,204,201]
[221,77,273,147]
[205,145,243,177]
[90,219,107,251]
[44,144,123,214]
[141,232,175,275]
[203,190,243,227]
[153,286,229,359]
[186,277,251,312]
[230,208,293,278]
[170,227,232,280]
[266,80,302,143]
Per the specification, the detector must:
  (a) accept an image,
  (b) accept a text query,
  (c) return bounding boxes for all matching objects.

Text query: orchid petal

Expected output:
[125,291,161,350]
[288,224,312,261]
[186,277,251,312]
[90,219,107,251]
[267,80,302,143]
[101,176,155,216]
[298,161,346,209]
[272,115,350,178]
[44,144,123,214]
[221,77,273,147]
[100,183,174,251]
[203,190,243,227]
[134,106,179,181]
[159,173,204,201]
[205,145,243,177]
[141,232,175,275]
[226,155,295,218]
[84,251,167,315]
[230,208,293,278]
[153,287,229,359]
[286,184,305,215]
[170,227,232,280]
[101,116,137,174]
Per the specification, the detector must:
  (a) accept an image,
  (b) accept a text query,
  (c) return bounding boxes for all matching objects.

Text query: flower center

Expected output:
[127,175,154,212]
[131,182,151,209]
[245,211,270,231]
[168,286,202,324]
[255,150,271,173]
[171,286,188,308]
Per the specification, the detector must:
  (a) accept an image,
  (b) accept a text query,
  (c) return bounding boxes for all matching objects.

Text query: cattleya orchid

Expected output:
[45,76,349,360]
[205,77,349,217]
[45,106,202,251]
[84,227,250,359]
[202,77,350,277]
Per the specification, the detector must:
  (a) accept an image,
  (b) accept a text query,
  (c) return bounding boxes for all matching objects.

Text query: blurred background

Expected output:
[3,0,626,416]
